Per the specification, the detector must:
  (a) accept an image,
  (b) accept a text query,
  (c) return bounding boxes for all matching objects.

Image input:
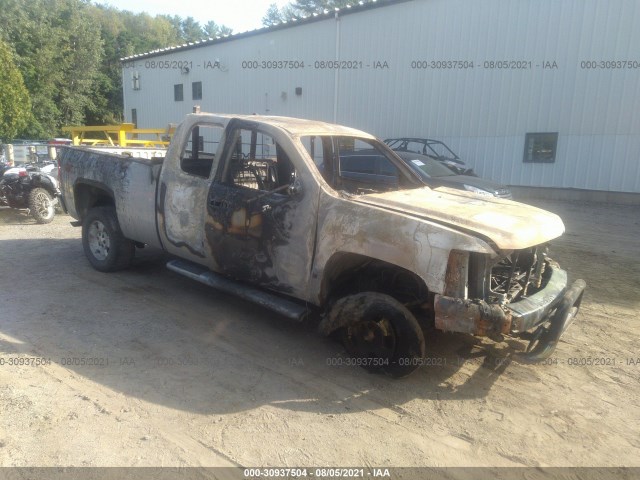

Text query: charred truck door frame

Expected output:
[204,119,318,298]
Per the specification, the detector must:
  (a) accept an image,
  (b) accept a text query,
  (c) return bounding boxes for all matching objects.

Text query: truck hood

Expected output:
[353,187,565,250]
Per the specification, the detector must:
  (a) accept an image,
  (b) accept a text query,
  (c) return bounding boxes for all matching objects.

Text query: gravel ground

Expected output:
[0,199,639,469]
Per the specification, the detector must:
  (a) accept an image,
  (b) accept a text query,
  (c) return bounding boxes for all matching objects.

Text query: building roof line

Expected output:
[119,0,412,62]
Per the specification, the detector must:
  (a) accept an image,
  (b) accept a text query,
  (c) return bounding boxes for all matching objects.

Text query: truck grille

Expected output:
[489,245,547,303]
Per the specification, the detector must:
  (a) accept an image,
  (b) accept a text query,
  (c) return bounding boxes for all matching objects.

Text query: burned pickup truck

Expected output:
[58,113,585,377]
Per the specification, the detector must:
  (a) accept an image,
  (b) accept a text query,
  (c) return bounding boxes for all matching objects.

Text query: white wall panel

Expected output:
[123,0,640,193]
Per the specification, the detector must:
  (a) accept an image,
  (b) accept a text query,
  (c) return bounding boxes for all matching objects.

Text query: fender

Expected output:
[31,173,59,196]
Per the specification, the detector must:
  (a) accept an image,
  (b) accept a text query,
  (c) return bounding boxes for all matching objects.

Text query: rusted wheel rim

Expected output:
[344,317,397,360]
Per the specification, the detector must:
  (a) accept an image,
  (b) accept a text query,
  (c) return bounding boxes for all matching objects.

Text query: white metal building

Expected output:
[121,0,640,199]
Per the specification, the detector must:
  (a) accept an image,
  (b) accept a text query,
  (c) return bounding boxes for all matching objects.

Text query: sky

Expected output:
[97,0,291,33]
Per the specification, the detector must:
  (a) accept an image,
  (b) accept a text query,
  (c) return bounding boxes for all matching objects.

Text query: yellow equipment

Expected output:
[62,123,175,148]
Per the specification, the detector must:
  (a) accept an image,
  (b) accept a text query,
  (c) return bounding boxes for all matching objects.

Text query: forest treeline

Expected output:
[0,0,233,139]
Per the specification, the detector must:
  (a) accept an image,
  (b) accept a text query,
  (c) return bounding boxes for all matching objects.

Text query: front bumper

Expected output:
[433,264,586,360]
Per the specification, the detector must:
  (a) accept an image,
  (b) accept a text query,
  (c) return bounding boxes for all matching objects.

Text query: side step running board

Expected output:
[166,259,309,322]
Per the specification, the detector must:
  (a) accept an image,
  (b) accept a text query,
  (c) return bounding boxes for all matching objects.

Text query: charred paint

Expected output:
[434,295,512,337]
[204,182,298,293]
[58,147,163,248]
[355,188,565,250]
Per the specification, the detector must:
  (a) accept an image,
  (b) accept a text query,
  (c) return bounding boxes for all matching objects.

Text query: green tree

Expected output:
[263,3,285,26]
[159,14,187,42]
[0,0,102,136]
[262,0,359,25]
[0,0,234,135]
[87,6,184,125]
[262,3,301,25]
[181,17,204,42]
[0,41,32,140]
[57,1,104,127]
[203,20,232,38]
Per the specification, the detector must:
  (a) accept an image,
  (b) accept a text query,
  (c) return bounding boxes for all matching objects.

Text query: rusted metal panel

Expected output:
[434,295,512,337]
[443,250,469,298]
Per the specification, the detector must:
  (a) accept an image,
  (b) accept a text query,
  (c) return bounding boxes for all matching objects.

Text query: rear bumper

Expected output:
[433,264,586,357]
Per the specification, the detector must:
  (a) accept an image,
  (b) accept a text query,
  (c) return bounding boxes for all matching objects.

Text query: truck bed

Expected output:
[58,146,165,248]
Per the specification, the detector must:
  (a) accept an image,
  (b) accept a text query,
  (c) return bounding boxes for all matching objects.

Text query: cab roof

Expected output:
[192,113,376,139]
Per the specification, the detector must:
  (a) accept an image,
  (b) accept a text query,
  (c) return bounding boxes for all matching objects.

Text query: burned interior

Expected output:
[225,128,297,193]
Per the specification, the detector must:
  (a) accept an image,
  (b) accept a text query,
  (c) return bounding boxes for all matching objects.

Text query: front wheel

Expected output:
[82,206,135,272]
[28,188,55,224]
[330,292,426,378]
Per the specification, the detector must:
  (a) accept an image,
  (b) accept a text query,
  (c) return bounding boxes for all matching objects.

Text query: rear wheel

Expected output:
[82,206,134,272]
[330,292,426,378]
[28,188,55,224]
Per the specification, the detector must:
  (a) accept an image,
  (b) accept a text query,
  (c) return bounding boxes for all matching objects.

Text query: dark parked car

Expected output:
[393,151,512,199]
[339,149,511,199]
[384,137,473,175]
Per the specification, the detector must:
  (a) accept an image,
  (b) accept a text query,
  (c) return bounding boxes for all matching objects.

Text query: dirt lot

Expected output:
[0,199,639,469]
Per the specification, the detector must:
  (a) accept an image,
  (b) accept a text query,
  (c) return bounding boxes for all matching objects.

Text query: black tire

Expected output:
[28,187,55,224]
[330,292,426,378]
[82,206,135,272]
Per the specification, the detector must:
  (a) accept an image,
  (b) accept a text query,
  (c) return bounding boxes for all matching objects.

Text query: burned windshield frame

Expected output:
[299,135,422,193]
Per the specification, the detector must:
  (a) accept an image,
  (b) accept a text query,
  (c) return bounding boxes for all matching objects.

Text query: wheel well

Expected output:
[74,182,115,220]
[320,253,430,307]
